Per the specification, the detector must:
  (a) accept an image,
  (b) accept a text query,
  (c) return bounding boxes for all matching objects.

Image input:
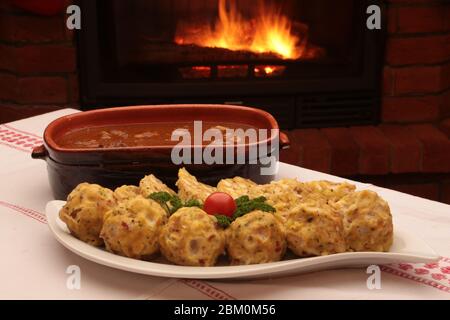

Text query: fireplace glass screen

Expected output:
[80,0,384,128]
[104,0,363,83]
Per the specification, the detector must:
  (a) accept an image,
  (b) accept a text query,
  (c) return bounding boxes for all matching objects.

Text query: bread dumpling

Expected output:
[59,183,116,246]
[113,185,140,202]
[216,177,257,199]
[249,179,303,223]
[100,196,167,259]
[159,207,225,266]
[284,201,347,257]
[301,180,356,204]
[139,174,176,197]
[333,190,393,252]
[226,211,286,265]
[176,168,216,203]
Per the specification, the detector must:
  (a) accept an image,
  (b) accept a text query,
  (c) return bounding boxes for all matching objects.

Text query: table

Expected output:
[1,109,449,299]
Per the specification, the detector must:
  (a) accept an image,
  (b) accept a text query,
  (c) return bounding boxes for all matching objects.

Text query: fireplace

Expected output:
[1,0,449,204]
[78,0,385,128]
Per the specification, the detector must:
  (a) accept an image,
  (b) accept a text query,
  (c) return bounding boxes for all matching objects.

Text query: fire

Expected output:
[264,67,274,74]
[254,65,286,78]
[175,0,305,60]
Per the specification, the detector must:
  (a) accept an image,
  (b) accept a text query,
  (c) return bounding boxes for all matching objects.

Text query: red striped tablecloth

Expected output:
[1,109,449,299]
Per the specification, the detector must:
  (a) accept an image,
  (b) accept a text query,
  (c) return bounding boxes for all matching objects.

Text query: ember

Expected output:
[254,65,286,78]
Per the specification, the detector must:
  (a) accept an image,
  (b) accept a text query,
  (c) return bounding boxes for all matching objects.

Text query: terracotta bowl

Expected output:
[32,105,290,200]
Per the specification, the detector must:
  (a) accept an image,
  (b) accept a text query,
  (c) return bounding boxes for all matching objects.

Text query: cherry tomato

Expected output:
[203,192,236,217]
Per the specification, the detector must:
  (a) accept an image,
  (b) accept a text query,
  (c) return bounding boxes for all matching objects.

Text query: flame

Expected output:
[264,66,274,74]
[254,65,286,77]
[175,0,304,60]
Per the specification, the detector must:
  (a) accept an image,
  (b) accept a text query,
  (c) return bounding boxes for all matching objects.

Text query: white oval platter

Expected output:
[46,200,440,280]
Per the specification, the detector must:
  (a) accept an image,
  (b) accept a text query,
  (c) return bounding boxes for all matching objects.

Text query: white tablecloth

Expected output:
[1,109,449,300]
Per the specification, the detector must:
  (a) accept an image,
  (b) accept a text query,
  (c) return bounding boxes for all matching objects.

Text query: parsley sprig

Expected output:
[216,196,276,227]
[149,192,201,215]
[215,215,232,228]
[149,192,275,228]
[232,196,275,220]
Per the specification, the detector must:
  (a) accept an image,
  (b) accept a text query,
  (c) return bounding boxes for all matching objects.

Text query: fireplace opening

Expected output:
[79,0,385,128]
[129,0,328,81]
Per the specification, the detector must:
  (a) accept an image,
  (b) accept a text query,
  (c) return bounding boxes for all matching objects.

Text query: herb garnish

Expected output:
[149,192,201,215]
[215,196,276,228]
[215,215,232,228]
[149,192,275,228]
[232,196,276,220]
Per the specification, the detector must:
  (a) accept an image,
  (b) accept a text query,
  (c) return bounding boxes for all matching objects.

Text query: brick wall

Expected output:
[382,0,450,123]
[280,124,450,203]
[280,0,450,204]
[1,0,450,203]
[1,0,448,125]
[0,0,78,123]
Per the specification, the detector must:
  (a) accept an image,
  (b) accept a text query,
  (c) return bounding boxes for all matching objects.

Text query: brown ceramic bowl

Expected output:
[32,104,290,200]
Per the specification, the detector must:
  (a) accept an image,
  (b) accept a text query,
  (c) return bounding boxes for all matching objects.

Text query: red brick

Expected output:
[382,95,440,123]
[279,131,302,166]
[0,44,16,72]
[397,5,449,34]
[68,73,79,103]
[383,67,394,95]
[446,5,450,32]
[391,183,439,202]
[17,76,68,104]
[442,63,450,91]
[349,126,390,175]
[442,181,450,205]
[0,73,17,101]
[439,90,450,118]
[10,0,68,15]
[0,14,65,43]
[387,7,398,34]
[439,118,450,139]
[62,0,75,9]
[15,45,76,74]
[386,34,448,66]
[407,124,450,172]
[392,66,444,95]
[380,125,422,173]
[0,2,19,13]
[321,127,359,176]
[292,129,331,173]
[0,103,64,124]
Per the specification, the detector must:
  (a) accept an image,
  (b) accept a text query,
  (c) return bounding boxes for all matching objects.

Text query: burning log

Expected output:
[133,42,288,65]
[133,40,324,65]
[174,0,320,60]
